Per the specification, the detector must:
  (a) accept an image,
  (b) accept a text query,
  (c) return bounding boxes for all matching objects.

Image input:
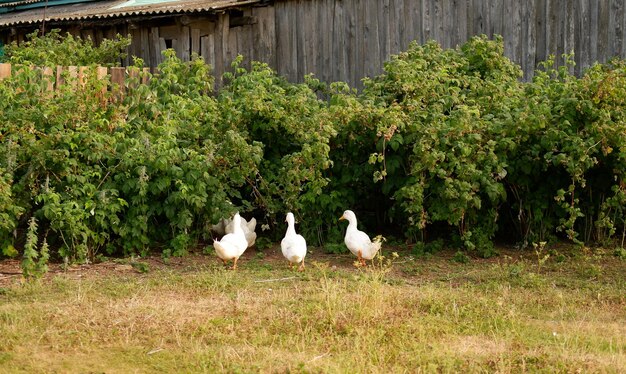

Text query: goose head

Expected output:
[338,210,358,226]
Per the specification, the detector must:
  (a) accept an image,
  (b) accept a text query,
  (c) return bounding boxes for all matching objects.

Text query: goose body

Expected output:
[339,210,382,266]
[213,212,248,269]
[213,216,257,248]
[280,212,307,271]
[226,216,257,248]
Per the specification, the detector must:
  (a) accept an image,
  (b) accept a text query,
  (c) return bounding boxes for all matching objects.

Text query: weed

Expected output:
[533,241,550,270]
[323,242,347,254]
[130,261,150,273]
[453,251,471,264]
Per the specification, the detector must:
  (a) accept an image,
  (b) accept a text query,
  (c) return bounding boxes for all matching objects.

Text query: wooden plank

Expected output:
[534,0,546,65]
[296,0,307,80]
[547,0,559,63]
[346,0,358,86]
[466,0,475,38]
[402,0,415,46]
[191,28,200,57]
[611,0,624,57]
[504,2,521,64]
[67,66,78,89]
[365,0,381,79]
[564,0,575,72]
[140,28,150,66]
[332,0,347,83]
[355,0,365,85]
[480,0,491,37]
[96,66,108,100]
[110,66,125,91]
[129,28,142,62]
[379,0,391,64]
[305,0,318,79]
[409,0,422,44]
[253,5,276,68]
[159,38,167,64]
[149,27,160,68]
[431,0,443,46]
[241,23,254,70]
[56,66,65,87]
[524,0,538,78]
[227,24,238,68]
[95,29,104,45]
[126,66,139,89]
[214,13,226,85]
[597,0,609,63]
[573,0,585,75]
[393,0,405,52]
[443,0,454,48]
[472,0,486,35]
[274,0,289,79]
[489,0,503,39]
[172,39,180,57]
[42,67,54,92]
[622,0,626,59]
[589,0,599,62]
[0,63,11,79]
[420,0,430,42]
[159,25,179,40]
[180,26,190,61]
[317,0,330,82]
[141,68,151,85]
[455,0,468,47]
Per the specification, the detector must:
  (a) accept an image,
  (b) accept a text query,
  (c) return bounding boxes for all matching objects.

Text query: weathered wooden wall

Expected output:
[264,0,626,84]
[4,0,626,86]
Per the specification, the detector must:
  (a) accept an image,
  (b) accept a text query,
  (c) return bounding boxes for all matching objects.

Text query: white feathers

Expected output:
[212,215,257,248]
[280,212,307,271]
[213,212,249,269]
[339,209,383,264]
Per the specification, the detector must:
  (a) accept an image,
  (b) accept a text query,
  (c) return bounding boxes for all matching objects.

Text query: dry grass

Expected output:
[0,247,624,373]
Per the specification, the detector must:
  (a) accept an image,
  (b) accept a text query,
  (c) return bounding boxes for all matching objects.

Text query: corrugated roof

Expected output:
[0,0,262,27]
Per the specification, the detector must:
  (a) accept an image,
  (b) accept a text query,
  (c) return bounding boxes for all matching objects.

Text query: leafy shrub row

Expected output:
[1,33,626,263]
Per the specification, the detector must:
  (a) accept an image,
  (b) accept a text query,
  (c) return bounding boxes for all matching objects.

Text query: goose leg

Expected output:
[298,259,305,272]
[357,250,367,267]
[231,257,239,270]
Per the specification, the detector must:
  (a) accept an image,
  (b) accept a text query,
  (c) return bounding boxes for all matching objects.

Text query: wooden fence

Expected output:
[0,63,150,95]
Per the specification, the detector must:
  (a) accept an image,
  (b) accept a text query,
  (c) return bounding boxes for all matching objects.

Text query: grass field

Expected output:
[0,245,624,373]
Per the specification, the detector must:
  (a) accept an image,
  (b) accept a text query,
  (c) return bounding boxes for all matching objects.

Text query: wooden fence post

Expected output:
[78,66,89,88]
[42,67,54,92]
[141,67,151,84]
[68,66,78,88]
[56,65,65,87]
[110,66,126,101]
[95,66,108,102]
[0,63,11,79]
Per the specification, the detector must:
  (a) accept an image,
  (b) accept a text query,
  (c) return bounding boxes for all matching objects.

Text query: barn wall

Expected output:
[4,0,626,86]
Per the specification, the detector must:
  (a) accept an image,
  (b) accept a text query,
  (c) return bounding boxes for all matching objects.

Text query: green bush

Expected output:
[339,35,522,252]
[2,33,626,263]
[3,29,130,66]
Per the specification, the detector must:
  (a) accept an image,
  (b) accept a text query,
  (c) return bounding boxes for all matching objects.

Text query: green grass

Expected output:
[0,248,624,373]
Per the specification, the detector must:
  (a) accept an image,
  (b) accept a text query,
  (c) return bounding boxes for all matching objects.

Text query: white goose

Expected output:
[212,216,257,248]
[225,216,257,248]
[281,212,307,271]
[339,210,383,266]
[213,212,248,270]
